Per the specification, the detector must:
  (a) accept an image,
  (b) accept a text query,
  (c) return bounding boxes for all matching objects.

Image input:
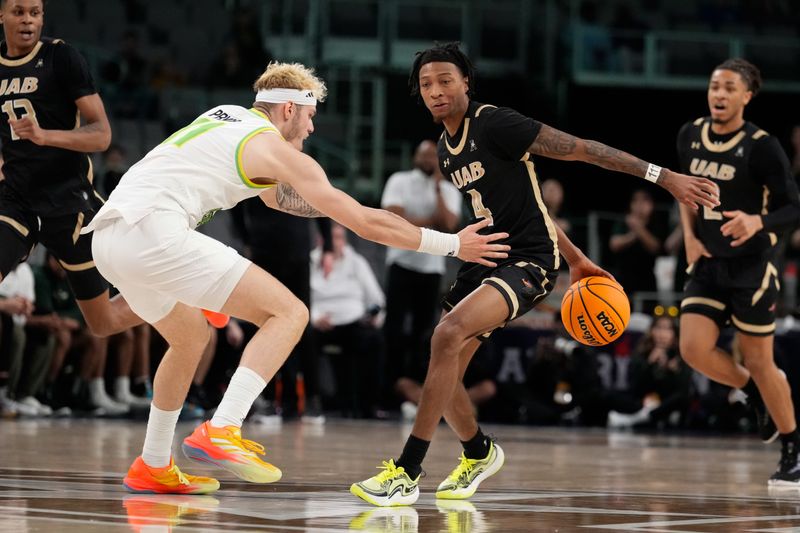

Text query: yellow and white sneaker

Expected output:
[350,460,420,507]
[435,442,504,500]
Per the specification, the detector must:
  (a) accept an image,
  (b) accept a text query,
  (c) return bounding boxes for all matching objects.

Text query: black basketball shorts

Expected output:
[0,194,109,300]
[442,260,558,338]
[681,255,778,336]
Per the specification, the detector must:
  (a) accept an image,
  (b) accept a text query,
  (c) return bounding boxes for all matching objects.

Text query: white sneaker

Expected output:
[90,388,130,415]
[9,399,39,417]
[17,396,53,416]
[401,401,418,421]
[114,389,151,408]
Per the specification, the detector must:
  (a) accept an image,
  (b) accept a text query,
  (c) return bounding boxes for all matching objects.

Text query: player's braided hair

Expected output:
[715,58,762,97]
[409,41,475,99]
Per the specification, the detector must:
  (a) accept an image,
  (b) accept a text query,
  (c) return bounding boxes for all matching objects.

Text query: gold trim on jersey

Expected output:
[86,156,94,184]
[0,215,29,237]
[752,129,768,140]
[752,262,778,306]
[475,104,496,117]
[235,126,282,188]
[445,118,470,156]
[58,259,95,272]
[524,159,560,270]
[71,212,84,244]
[700,122,746,153]
[731,315,775,335]
[483,276,520,319]
[693,117,704,126]
[759,186,778,245]
[0,41,43,67]
[681,296,726,311]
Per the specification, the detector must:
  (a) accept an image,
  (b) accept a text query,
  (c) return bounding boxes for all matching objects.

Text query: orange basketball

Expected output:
[560,276,630,346]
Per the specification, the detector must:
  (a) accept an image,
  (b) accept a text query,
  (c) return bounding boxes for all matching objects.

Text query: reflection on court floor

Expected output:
[2,419,800,532]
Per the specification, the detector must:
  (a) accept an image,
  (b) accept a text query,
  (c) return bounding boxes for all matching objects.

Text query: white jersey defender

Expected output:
[88,105,281,230]
[84,105,282,324]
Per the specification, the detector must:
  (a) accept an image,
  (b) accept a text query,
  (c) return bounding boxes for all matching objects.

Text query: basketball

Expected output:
[561,276,630,346]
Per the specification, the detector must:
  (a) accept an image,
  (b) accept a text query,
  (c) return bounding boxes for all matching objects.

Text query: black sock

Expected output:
[780,429,799,446]
[462,428,490,459]
[742,378,761,403]
[396,435,429,479]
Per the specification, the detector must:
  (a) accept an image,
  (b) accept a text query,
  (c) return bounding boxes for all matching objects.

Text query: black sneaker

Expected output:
[747,396,779,444]
[769,439,800,487]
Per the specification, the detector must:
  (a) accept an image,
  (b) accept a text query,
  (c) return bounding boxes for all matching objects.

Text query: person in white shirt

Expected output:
[311,223,385,417]
[82,61,509,494]
[381,140,462,405]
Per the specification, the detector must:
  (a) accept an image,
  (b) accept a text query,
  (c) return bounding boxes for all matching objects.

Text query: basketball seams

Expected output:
[585,278,629,328]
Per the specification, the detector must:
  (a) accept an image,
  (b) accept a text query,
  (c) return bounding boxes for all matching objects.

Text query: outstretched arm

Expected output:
[528,124,719,210]
[249,134,509,266]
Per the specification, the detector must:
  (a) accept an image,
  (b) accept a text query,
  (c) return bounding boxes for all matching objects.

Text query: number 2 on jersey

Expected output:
[2,98,38,141]
[467,189,494,226]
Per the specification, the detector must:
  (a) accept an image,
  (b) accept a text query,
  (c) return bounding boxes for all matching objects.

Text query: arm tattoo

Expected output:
[275,183,325,218]
[583,140,648,177]
[529,124,648,178]
[529,125,577,157]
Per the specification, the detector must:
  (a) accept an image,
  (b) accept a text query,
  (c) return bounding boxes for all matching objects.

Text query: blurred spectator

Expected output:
[206,43,256,89]
[610,4,648,72]
[791,125,800,179]
[101,144,129,197]
[609,189,667,313]
[608,316,692,428]
[541,178,571,234]
[222,7,272,81]
[0,262,35,416]
[231,199,333,421]
[574,1,613,71]
[101,29,156,118]
[380,140,461,407]
[35,254,127,415]
[150,53,188,91]
[310,224,385,418]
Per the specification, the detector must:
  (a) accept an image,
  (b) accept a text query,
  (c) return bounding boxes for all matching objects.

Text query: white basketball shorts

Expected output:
[91,211,251,324]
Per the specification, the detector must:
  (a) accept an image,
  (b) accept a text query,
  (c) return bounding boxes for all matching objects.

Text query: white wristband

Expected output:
[645,163,662,183]
[417,228,460,257]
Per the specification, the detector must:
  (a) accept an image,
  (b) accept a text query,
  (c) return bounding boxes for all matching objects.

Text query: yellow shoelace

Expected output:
[168,465,190,486]
[375,460,403,482]
[448,454,476,481]
[238,437,266,456]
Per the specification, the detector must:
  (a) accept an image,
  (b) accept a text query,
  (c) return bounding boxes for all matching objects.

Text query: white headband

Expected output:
[255,88,317,106]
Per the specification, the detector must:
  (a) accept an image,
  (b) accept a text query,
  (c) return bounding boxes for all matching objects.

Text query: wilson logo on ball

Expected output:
[561,277,630,346]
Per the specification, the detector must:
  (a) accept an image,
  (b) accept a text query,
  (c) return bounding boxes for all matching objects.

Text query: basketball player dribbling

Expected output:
[677,59,800,486]
[351,42,721,507]
[83,62,510,494]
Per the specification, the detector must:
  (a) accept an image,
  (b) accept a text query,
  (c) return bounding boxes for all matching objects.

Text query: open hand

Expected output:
[659,169,719,210]
[456,218,510,267]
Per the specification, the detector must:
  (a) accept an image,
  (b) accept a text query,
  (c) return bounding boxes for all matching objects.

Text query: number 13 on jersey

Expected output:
[2,98,38,141]
[467,189,494,226]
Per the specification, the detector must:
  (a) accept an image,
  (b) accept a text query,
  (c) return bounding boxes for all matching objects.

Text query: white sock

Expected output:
[211,366,267,429]
[115,376,130,397]
[89,378,108,402]
[141,404,181,468]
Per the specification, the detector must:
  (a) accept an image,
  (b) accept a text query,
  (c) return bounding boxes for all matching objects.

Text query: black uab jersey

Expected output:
[438,101,559,277]
[0,38,98,216]
[677,117,799,259]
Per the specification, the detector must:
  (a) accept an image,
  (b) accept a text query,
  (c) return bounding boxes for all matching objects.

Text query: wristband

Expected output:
[645,163,662,183]
[417,228,460,257]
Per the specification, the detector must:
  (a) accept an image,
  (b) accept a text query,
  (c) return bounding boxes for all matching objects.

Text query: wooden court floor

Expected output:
[2,419,800,532]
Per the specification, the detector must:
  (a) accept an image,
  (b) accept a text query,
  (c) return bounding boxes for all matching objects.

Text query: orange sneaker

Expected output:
[182,421,282,483]
[123,456,219,494]
[202,309,230,328]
